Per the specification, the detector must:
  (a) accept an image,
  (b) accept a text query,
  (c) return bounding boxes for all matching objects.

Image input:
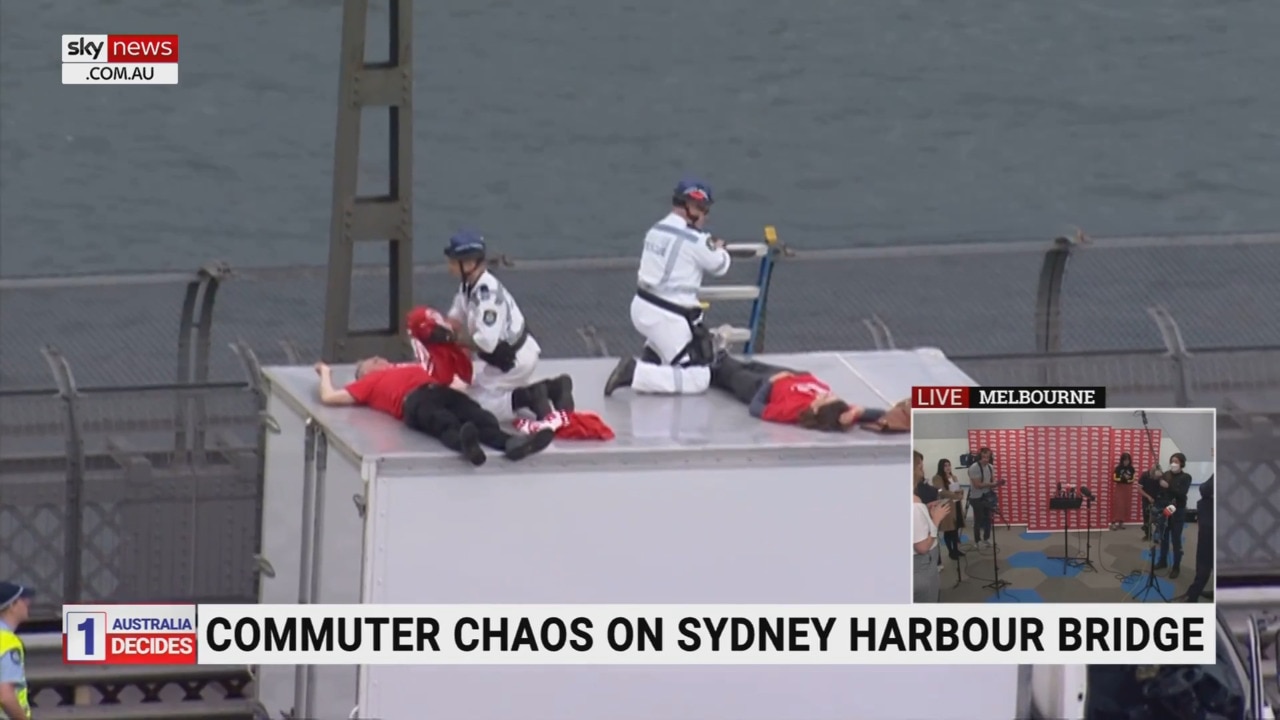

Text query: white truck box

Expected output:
[255,349,1038,720]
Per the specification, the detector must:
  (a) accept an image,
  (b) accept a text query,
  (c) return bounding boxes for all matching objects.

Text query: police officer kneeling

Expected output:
[0,582,33,720]
[605,179,732,397]
[442,231,565,425]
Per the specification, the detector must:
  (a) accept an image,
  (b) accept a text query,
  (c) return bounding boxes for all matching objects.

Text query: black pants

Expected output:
[1141,497,1152,537]
[1158,507,1186,567]
[711,356,794,404]
[943,529,961,556]
[402,384,512,453]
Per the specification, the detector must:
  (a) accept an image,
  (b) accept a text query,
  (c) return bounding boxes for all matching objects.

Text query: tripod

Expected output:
[1075,496,1098,573]
[982,502,1011,597]
[1132,507,1171,603]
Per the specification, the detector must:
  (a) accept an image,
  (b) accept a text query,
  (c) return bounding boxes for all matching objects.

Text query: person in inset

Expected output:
[1138,461,1163,541]
[914,455,943,573]
[439,231,567,429]
[1110,452,1136,530]
[932,459,966,560]
[314,357,554,467]
[604,179,731,397]
[1155,452,1193,579]
[407,304,573,431]
[966,448,1003,549]
[0,582,33,720]
[704,354,911,431]
[912,451,951,602]
[1183,474,1214,602]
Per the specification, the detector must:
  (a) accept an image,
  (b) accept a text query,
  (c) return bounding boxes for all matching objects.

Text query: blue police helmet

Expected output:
[444,230,487,261]
[673,178,714,206]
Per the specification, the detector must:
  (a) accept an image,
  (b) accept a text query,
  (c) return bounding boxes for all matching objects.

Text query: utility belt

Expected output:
[476,327,529,372]
[635,288,713,366]
[636,287,703,324]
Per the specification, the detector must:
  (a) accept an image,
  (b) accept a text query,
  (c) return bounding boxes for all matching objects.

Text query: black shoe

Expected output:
[603,357,636,397]
[1169,566,1180,579]
[948,550,961,560]
[458,423,486,466]
[505,427,555,461]
[549,373,575,412]
[1154,560,1167,571]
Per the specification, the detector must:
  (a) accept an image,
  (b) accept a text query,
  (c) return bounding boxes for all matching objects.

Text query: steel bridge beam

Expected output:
[323,0,414,363]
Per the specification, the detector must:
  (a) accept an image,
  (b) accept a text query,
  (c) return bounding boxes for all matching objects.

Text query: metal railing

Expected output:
[3,231,1278,389]
[2,233,1280,613]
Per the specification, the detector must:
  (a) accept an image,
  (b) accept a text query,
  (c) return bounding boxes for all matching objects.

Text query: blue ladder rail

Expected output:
[744,225,780,356]
[699,225,786,357]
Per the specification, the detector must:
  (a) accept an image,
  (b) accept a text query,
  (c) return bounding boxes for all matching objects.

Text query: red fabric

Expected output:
[555,411,614,440]
[761,373,830,424]
[406,305,447,340]
[406,306,474,384]
[406,305,613,440]
[345,365,435,420]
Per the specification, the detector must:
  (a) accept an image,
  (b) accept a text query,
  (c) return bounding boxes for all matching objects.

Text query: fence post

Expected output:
[175,262,233,458]
[861,315,897,350]
[1034,237,1074,385]
[1146,305,1192,407]
[41,345,86,604]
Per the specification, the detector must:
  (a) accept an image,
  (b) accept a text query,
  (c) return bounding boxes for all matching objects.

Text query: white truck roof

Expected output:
[263,348,976,468]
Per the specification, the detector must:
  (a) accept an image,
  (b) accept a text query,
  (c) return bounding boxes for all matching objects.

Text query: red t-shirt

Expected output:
[761,373,831,424]
[345,364,436,420]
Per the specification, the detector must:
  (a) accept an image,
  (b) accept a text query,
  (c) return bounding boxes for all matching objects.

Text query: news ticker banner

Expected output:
[913,385,1107,409]
[62,35,179,85]
[63,603,1215,666]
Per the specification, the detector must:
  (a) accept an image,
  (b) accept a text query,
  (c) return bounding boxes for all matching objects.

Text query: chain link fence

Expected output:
[1,232,1278,613]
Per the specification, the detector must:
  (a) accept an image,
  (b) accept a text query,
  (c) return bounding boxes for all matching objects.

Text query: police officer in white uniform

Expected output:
[605,179,731,396]
[443,231,558,423]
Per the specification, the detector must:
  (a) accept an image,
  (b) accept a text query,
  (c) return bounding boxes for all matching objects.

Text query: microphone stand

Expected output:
[982,500,1011,597]
[1134,504,1171,603]
[1077,493,1098,573]
[1131,411,1170,602]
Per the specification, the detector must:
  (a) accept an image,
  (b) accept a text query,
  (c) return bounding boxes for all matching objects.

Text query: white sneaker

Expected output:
[711,325,731,353]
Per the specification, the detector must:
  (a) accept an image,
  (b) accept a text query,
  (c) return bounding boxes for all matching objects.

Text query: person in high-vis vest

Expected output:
[0,581,33,720]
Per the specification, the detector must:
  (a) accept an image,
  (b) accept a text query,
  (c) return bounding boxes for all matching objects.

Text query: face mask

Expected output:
[1170,464,1181,473]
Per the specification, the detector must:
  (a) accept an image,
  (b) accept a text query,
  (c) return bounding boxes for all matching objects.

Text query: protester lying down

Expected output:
[710,354,911,432]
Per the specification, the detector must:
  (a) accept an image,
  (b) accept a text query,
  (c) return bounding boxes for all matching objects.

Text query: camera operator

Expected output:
[1153,453,1193,579]
[1183,474,1214,602]
[966,448,1004,549]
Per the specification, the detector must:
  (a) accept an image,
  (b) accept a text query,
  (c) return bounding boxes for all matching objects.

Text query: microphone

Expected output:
[1080,486,1094,501]
[1140,410,1149,424]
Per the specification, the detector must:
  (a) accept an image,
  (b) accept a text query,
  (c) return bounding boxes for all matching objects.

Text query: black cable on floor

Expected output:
[946,541,1021,602]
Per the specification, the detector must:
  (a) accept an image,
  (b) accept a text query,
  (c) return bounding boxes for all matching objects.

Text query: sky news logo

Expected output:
[61,34,179,86]
[63,604,197,664]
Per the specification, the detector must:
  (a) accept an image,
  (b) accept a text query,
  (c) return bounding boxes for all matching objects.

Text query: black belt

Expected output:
[636,288,702,323]
[475,326,529,367]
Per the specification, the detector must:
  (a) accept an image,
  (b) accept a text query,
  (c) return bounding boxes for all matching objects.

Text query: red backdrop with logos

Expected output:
[966,429,1028,525]
[965,426,1161,532]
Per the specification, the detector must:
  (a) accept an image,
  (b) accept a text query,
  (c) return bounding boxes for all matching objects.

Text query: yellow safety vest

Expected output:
[0,628,30,720]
